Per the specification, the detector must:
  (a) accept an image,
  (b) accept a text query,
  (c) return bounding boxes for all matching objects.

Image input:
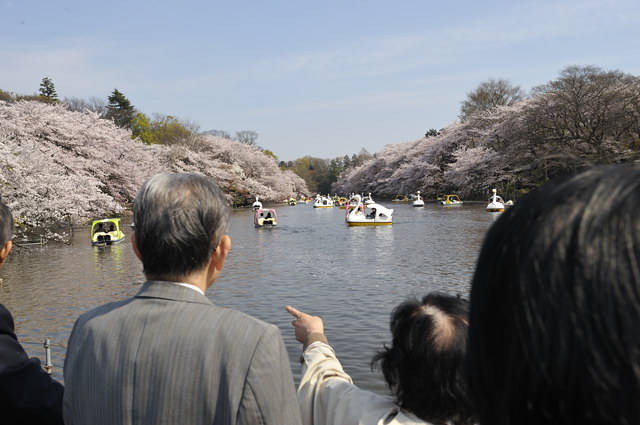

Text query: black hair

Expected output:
[466,164,640,425]
[372,292,474,425]
[0,201,14,246]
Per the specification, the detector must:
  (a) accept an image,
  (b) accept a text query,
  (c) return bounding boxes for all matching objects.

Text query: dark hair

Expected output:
[133,173,230,280]
[0,201,14,246]
[372,292,473,425]
[466,164,640,425]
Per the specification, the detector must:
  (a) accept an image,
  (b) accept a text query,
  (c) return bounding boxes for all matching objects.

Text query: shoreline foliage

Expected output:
[333,66,640,200]
[0,101,308,242]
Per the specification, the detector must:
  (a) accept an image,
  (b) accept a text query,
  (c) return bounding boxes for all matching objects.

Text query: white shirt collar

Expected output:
[175,282,205,295]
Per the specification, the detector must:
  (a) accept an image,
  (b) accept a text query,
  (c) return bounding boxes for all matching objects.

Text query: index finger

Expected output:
[285,305,303,318]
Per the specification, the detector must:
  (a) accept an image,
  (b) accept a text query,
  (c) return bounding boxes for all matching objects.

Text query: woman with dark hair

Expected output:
[466,164,640,425]
[286,292,474,425]
[0,201,65,424]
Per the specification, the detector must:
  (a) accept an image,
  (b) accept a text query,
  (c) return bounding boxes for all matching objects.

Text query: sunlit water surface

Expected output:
[1,201,499,393]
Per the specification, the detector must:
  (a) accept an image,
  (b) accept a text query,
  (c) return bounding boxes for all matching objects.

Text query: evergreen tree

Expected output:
[39,77,59,102]
[105,88,136,129]
[425,128,440,137]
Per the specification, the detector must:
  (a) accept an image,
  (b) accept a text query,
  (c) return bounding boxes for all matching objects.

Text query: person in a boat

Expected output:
[96,222,105,233]
[466,164,640,425]
[286,292,474,425]
[366,207,376,219]
[0,200,65,425]
[63,173,301,425]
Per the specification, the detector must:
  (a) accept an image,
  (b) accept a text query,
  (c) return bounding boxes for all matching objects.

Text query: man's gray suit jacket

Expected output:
[63,280,301,425]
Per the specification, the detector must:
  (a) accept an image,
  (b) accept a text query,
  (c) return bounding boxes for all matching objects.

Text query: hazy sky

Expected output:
[2,0,638,161]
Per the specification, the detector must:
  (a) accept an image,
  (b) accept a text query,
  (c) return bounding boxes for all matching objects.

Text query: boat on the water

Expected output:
[342,196,359,211]
[412,191,425,207]
[252,196,263,211]
[440,194,463,206]
[313,194,334,208]
[335,197,349,208]
[91,218,125,246]
[392,194,408,202]
[345,194,393,226]
[486,189,505,212]
[364,193,375,205]
[254,208,278,227]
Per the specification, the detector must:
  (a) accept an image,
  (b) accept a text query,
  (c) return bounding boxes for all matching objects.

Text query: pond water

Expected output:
[0,200,499,394]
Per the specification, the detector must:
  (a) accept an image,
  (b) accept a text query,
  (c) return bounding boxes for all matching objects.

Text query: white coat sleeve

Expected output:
[297,341,415,425]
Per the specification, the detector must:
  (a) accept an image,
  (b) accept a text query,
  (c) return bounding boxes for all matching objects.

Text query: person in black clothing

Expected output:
[0,200,64,424]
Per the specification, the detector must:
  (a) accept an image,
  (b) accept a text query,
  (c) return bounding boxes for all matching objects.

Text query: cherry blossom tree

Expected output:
[335,66,639,201]
[0,100,309,241]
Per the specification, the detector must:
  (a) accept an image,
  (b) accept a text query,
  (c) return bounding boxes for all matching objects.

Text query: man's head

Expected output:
[132,173,230,281]
[466,164,640,425]
[372,292,472,424]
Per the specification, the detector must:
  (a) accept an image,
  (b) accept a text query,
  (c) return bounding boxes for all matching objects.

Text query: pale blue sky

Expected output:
[2,0,638,161]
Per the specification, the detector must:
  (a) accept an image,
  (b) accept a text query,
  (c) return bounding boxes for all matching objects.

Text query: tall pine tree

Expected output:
[105,88,135,129]
[39,77,59,102]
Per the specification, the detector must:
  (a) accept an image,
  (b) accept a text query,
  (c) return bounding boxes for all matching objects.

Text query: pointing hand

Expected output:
[285,305,324,343]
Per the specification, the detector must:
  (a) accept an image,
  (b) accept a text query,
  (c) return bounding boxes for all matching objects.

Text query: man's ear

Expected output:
[131,233,142,261]
[211,235,231,272]
[0,240,12,265]
[205,235,231,288]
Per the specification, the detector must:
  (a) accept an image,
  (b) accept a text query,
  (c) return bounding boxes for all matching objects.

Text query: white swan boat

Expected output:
[313,194,334,208]
[412,191,425,207]
[364,193,375,205]
[345,194,393,226]
[486,189,505,212]
[252,196,263,211]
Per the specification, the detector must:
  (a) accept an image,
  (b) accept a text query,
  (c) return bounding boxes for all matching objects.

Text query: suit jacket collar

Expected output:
[135,280,214,306]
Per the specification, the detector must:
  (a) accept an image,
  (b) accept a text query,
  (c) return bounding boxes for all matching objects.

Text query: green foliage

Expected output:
[150,115,191,145]
[286,156,318,192]
[283,150,372,194]
[131,113,154,143]
[425,128,440,137]
[16,94,50,103]
[262,149,277,159]
[105,88,136,128]
[0,89,14,102]
[39,77,59,102]
[131,113,192,145]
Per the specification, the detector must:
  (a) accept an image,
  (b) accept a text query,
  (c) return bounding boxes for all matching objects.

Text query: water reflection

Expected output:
[1,202,498,389]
